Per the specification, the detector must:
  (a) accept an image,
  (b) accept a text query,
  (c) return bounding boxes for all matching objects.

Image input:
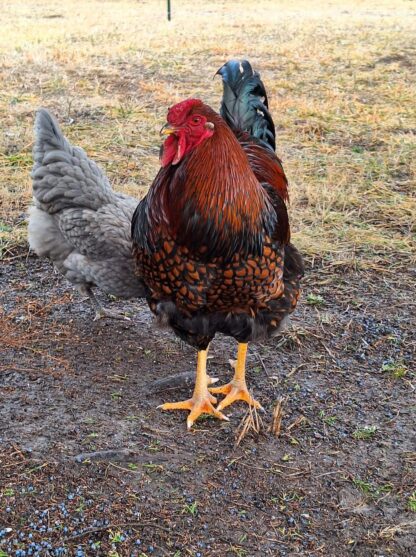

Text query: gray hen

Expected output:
[28,109,146,319]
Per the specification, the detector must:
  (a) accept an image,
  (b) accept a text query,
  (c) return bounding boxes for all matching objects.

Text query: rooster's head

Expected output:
[160,99,215,167]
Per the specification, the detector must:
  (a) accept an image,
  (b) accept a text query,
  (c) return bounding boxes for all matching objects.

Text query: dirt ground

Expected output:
[1,256,415,556]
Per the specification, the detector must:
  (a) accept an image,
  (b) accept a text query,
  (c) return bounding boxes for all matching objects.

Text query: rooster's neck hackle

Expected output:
[147,107,277,260]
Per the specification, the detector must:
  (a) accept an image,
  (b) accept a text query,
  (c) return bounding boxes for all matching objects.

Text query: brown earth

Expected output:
[1,256,415,556]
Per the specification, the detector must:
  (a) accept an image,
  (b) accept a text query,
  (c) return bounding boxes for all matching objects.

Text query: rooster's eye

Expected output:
[191,116,201,125]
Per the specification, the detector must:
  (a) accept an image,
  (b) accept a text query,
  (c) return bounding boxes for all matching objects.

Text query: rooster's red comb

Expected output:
[167,99,203,125]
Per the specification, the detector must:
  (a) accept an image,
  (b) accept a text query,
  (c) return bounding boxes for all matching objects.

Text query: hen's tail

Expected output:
[33,109,72,168]
[217,59,276,152]
[31,109,113,214]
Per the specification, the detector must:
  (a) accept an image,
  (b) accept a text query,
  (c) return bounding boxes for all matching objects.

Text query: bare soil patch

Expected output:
[1,257,415,556]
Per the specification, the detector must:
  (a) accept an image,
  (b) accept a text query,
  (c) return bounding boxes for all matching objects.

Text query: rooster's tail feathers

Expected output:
[217,59,276,152]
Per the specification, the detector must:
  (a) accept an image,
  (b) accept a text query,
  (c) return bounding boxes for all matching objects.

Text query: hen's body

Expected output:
[132,60,303,428]
[28,109,145,318]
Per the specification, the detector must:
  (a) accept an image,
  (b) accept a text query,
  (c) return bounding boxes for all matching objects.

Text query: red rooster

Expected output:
[132,60,303,429]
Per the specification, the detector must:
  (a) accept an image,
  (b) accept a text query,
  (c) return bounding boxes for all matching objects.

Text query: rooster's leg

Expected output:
[158,349,229,430]
[210,343,263,411]
[77,285,130,321]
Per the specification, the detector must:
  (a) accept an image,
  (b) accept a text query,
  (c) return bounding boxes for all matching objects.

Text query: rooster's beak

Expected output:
[160,123,176,136]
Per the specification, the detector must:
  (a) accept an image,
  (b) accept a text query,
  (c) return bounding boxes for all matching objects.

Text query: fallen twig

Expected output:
[270,397,286,437]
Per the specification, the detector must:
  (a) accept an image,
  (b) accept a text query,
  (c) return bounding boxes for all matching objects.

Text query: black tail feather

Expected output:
[217,59,276,152]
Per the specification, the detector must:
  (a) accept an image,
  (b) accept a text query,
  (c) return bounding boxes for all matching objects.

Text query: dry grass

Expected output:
[0,296,75,376]
[270,397,285,437]
[0,0,415,266]
[235,404,265,446]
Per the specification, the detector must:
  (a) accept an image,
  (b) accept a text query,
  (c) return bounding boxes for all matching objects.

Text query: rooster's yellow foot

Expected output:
[210,381,262,411]
[159,393,228,430]
[158,349,229,429]
[209,343,263,411]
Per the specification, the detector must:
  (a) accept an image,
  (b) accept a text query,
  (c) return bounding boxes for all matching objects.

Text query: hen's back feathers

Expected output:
[217,59,276,152]
[28,109,145,314]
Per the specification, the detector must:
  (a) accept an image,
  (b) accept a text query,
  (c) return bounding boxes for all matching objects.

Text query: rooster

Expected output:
[132,60,304,429]
[28,109,146,319]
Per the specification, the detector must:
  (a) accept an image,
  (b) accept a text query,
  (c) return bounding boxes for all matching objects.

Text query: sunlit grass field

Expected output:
[0,0,415,269]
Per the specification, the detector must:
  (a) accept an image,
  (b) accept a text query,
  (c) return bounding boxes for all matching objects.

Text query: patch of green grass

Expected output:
[83,417,96,424]
[353,425,377,440]
[109,530,124,544]
[353,479,373,494]
[2,152,33,168]
[193,412,218,423]
[408,492,416,512]
[382,361,408,379]
[142,463,164,473]
[319,410,337,426]
[146,440,160,452]
[353,478,393,499]
[324,416,337,426]
[75,498,85,513]
[125,415,141,421]
[0,223,27,260]
[116,103,135,119]
[0,222,12,233]
[280,491,303,503]
[182,501,198,516]
[306,293,325,306]
[2,487,15,496]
